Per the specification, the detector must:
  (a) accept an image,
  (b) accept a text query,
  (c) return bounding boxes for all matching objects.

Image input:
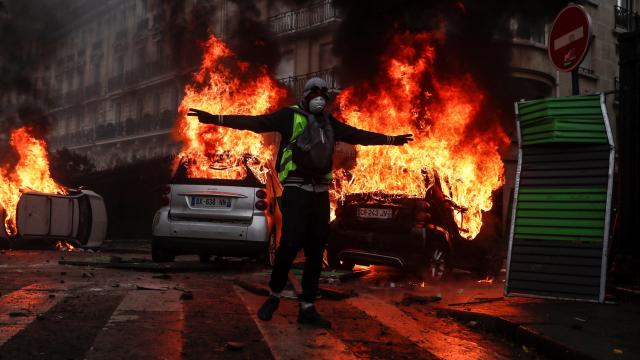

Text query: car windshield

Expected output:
[171,157,267,188]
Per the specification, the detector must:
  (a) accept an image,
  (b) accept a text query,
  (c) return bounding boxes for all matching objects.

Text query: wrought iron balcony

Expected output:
[615,5,640,30]
[269,0,341,36]
[278,68,339,99]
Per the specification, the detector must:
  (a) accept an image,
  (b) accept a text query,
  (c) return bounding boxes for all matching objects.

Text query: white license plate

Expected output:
[190,196,232,209]
[357,208,393,219]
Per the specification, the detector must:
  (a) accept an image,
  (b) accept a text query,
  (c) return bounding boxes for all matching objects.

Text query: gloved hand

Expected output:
[392,134,414,145]
[187,108,219,124]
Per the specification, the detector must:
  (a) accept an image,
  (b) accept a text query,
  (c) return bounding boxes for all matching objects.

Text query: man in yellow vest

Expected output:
[189,77,412,328]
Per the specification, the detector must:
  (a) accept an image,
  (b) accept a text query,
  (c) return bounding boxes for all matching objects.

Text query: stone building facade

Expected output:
[500,0,639,226]
[1,0,635,173]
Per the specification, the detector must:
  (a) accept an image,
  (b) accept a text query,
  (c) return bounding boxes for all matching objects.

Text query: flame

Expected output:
[332,32,508,239]
[55,240,76,252]
[477,276,495,284]
[0,127,67,234]
[174,35,287,182]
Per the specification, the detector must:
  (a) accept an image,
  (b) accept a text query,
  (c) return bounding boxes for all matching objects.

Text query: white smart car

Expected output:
[14,189,107,248]
[151,159,281,264]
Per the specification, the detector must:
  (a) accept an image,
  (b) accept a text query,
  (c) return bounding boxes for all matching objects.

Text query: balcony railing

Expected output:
[269,0,341,35]
[278,68,339,99]
[615,5,640,30]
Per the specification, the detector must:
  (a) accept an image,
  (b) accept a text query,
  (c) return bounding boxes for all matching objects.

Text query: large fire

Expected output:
[332,32,508,239]
[174,35,287,182]
[0,127,67,235]
[176,32,507,240]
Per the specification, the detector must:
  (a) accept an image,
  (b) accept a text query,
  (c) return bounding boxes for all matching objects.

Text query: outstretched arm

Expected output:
[332,118,413,146]
[188,108,290,135]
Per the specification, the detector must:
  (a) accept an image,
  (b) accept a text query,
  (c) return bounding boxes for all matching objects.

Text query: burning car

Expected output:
[151,156,281,263]
[0,126,107,249]
[328,172,501,280]
[15,190,107,249]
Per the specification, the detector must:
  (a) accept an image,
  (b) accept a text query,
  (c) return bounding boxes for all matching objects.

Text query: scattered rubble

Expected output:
[225,341,244,351]
[399,294,442,306]
[9,310,29,317]
[448,297,503,307]
[234,279,270,297]
[180,291,194,300]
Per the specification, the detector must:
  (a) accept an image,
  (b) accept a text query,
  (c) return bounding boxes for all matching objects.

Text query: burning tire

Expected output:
[424,241,449,281]
[152,238,176,262]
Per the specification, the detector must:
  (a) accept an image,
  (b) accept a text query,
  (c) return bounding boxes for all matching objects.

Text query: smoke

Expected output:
[0,0,59,95]
[332,0,570,135]
[164,0,281,75]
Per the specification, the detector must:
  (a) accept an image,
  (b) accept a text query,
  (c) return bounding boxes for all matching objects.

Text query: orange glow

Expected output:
[55,240,76,252]
[174,35,287,182]
[477,276,495,284]
[332,32,508,239]
[0,127,67,235]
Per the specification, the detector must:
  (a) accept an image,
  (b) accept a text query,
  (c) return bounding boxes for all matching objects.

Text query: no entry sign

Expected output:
[548,4,592,72]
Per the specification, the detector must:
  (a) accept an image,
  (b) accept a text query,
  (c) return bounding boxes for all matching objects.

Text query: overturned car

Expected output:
[1,189,107,249]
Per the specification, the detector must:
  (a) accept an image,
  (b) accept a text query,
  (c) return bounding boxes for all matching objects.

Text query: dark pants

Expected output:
[269,186,329,303]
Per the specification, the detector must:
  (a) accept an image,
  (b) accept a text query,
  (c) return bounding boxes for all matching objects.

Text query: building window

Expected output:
[94,62,101,85]
[115,102,122,123]
[510,17,547,45]
[275,50,294,79]
[319,42,334,69]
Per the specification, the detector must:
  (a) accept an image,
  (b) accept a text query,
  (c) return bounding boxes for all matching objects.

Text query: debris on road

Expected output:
[152,274,172,280]
[399,294,442,306]
[234,279,270,297]
[180,291,194,300]
[9,310,30,317]
[135,285,169,291]
[318,287,354,300]
[225,341,244,351]
[448,297,504,307]
[59,257,223,272]
[467,320,480,328]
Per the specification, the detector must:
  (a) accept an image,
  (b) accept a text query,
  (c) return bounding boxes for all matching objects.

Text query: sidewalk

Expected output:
[436,288,640,360]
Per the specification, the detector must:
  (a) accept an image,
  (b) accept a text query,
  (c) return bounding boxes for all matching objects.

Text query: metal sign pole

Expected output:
[571,69,580,95]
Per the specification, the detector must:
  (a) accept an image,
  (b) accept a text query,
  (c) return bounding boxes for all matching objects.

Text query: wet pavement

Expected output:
[0,241,633,359]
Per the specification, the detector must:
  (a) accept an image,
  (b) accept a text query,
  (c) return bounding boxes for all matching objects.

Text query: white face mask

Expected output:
[308,96,326,114]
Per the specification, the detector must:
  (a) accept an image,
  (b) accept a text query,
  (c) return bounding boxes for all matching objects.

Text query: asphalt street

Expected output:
[0,246,540,360]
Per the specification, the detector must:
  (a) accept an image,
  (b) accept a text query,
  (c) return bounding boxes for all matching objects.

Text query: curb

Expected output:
[58,259,224,273]
[437,308,597,360]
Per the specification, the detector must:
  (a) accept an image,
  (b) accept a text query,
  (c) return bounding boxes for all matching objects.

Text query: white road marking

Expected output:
[348,294,506,360]
[234,286,357,360]
[0,283,68,346]
[85,289,184,360]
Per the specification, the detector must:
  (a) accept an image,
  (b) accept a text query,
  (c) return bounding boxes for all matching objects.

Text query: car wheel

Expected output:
[152,239,175,263]
[335,259,355,271]
[266,230,278,267]
[425,242,449,281]
[327,247,354,271]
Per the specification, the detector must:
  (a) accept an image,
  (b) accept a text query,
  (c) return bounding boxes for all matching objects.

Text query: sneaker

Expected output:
[297,305,332,329]
[257,296,280,321]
